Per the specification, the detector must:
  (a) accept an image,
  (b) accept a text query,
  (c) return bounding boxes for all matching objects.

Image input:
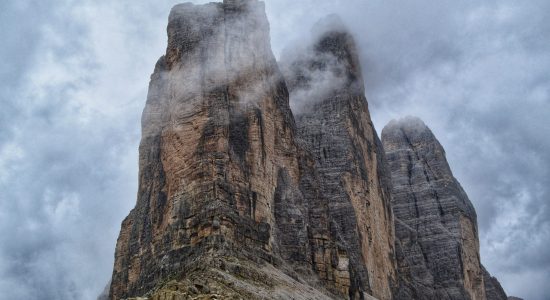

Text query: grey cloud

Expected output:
[0,1,51,143]
[1,0,548,299]
[281,47,349,114]
[0,1,181,299]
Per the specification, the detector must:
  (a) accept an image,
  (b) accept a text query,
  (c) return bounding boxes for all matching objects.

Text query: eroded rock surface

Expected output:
[282,16,397,300]
[109,0,324,298]
[108,0,511,299]
[381,117,506,300]
[109,1,393,299]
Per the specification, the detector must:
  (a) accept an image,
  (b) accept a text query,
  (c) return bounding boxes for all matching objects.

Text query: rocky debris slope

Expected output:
[124,259,337,300]
[109,1,395,299]
[282,16,397,300]
[381,117,506,300]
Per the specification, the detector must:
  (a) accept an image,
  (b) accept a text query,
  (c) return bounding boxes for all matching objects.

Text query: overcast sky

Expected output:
[0,1,548,299]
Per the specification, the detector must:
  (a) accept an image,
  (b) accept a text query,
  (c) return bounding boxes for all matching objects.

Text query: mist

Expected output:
[0,0,549,299]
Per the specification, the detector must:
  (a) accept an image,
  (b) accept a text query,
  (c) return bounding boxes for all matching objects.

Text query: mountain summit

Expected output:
[382,117,507,300]
[107,2,509,300]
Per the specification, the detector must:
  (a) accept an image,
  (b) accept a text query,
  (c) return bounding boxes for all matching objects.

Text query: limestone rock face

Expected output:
[109,1,395,299]
[381,117,506,300]
[109,0,320,298]
[282,17,397,300]
[108,0,510,299]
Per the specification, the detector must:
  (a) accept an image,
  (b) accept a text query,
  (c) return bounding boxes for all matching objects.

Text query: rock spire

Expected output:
[109,2,396,299]
[382,116,507,300]
[106,1,511,299]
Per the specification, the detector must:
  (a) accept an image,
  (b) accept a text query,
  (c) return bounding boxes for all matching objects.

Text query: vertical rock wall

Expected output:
[110,1,312,298]
[283,18,397,300]
[381,117,505,300]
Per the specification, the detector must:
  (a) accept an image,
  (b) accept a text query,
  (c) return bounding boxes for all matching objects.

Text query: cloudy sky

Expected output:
[1,0,548,299]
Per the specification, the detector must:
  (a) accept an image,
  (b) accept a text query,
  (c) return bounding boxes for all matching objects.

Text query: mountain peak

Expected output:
[382,116,431,138]
[382,117,506,300]
[311,14,348,37]
[107,2,510,299]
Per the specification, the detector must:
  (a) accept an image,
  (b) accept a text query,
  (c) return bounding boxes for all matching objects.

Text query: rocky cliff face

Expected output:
[108,1,510,299]
[381,117,506,300]
[110,0,316,298]
[109,1,395,299]
[282,17,397,300]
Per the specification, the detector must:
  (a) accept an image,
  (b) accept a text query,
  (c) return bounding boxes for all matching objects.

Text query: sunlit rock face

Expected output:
[382,117,506,300]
